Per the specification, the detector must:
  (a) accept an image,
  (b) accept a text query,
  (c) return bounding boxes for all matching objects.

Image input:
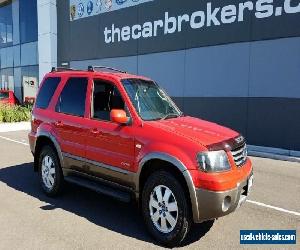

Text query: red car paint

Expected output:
[0,90,19,105]
[29,70,252,192]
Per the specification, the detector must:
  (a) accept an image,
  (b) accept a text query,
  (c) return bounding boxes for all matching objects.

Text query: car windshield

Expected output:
[122,79,182,121]
[0,92,9,100]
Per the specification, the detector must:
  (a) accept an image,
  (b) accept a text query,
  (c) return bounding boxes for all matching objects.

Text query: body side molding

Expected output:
[63,152,131,175]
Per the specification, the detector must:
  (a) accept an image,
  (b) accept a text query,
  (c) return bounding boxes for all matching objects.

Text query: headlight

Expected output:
[197,150,231,172]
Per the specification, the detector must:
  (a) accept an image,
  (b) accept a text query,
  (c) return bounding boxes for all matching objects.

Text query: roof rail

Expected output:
[51,67,78,73]
[87,65,127,73]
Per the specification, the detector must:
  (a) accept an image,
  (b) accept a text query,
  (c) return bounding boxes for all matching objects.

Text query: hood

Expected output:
[148,116,239,147]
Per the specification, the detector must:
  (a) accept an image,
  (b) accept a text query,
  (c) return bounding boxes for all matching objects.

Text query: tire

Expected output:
[142,171,192,247]
[38,145,64,196]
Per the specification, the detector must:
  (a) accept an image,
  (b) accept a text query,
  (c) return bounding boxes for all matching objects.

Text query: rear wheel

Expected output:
[142,171,192,247]
[38,145,64,196]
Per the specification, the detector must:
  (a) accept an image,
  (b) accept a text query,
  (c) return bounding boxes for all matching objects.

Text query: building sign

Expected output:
[70,0,153,21]
[60,0,300,61]
[103,0,300,44]
[22,76,38,101]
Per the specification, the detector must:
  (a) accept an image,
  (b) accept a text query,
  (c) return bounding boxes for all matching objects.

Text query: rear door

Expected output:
[53,77,90,172]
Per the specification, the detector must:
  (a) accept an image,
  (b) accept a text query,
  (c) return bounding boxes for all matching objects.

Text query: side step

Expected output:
[64,175,131,203]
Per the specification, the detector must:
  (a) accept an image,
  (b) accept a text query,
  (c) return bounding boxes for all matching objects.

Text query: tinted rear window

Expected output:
[56,77,88,117]
[35,77,61,109]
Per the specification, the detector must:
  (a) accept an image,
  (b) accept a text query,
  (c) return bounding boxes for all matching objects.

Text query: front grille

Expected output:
[231,143,247,167]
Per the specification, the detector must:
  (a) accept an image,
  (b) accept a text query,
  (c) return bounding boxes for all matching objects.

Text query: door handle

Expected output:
[91,128,102,135]
[55,121,64,127]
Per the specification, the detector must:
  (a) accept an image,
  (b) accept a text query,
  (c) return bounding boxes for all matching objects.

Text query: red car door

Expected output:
[53,76,90,170]
[84,78,135,185]
[54,113,89,159]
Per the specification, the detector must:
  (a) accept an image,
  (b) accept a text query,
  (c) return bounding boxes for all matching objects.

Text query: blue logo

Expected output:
[240,230,296,245]
[78,3,85,17]
[87,1,94,15]
[95,0,102,13]
[116,0,128,5]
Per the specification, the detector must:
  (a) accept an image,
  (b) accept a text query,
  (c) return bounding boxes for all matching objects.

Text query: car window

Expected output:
[35,77,61,109]
[92,79,126,121]
[0,92,9,100]
[56,77,88,117]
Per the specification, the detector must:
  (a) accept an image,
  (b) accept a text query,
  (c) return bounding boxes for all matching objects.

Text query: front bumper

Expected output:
[193,172,253,223]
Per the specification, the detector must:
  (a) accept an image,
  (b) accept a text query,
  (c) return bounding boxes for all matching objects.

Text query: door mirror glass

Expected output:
[110,109,129,124]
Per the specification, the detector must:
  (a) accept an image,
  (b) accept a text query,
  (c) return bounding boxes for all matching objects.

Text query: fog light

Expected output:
[222,196,231,212]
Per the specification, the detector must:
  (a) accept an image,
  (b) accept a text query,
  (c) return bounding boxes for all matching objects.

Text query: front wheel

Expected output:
[142,171,192,247]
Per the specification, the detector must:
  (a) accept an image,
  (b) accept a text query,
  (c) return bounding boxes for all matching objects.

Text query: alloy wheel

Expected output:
[149,185,178,234]
[41,155,56,190]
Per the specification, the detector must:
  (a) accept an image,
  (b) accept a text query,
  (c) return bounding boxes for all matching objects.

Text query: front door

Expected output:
[85,78,135,186]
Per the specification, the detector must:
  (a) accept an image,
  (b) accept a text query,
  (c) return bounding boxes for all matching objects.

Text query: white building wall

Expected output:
[37,0,57,83]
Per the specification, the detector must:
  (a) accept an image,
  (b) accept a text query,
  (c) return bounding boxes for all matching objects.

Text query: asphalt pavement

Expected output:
[0,130,299,250]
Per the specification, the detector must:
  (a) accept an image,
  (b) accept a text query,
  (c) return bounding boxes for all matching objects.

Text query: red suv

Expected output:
[29,66,253,247]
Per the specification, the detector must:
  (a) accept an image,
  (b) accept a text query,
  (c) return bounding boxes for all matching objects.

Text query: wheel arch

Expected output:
[137,152,199,222]
[33,132,63,172]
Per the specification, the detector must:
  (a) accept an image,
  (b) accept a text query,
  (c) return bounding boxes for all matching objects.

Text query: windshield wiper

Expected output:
[160,113,181,120]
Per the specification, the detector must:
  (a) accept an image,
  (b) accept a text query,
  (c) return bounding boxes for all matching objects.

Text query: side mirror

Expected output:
[110,109,129,125]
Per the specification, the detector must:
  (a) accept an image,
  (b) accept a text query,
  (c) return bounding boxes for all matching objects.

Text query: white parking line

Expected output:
[247,200,300,217]
[0,122,30,132]
[0,135,29,146]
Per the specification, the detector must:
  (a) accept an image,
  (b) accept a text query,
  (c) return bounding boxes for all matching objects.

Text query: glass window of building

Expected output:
[19,0,38,44]
[0,67,13,90]
[0,0,39,103]
[0,2,13,48]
